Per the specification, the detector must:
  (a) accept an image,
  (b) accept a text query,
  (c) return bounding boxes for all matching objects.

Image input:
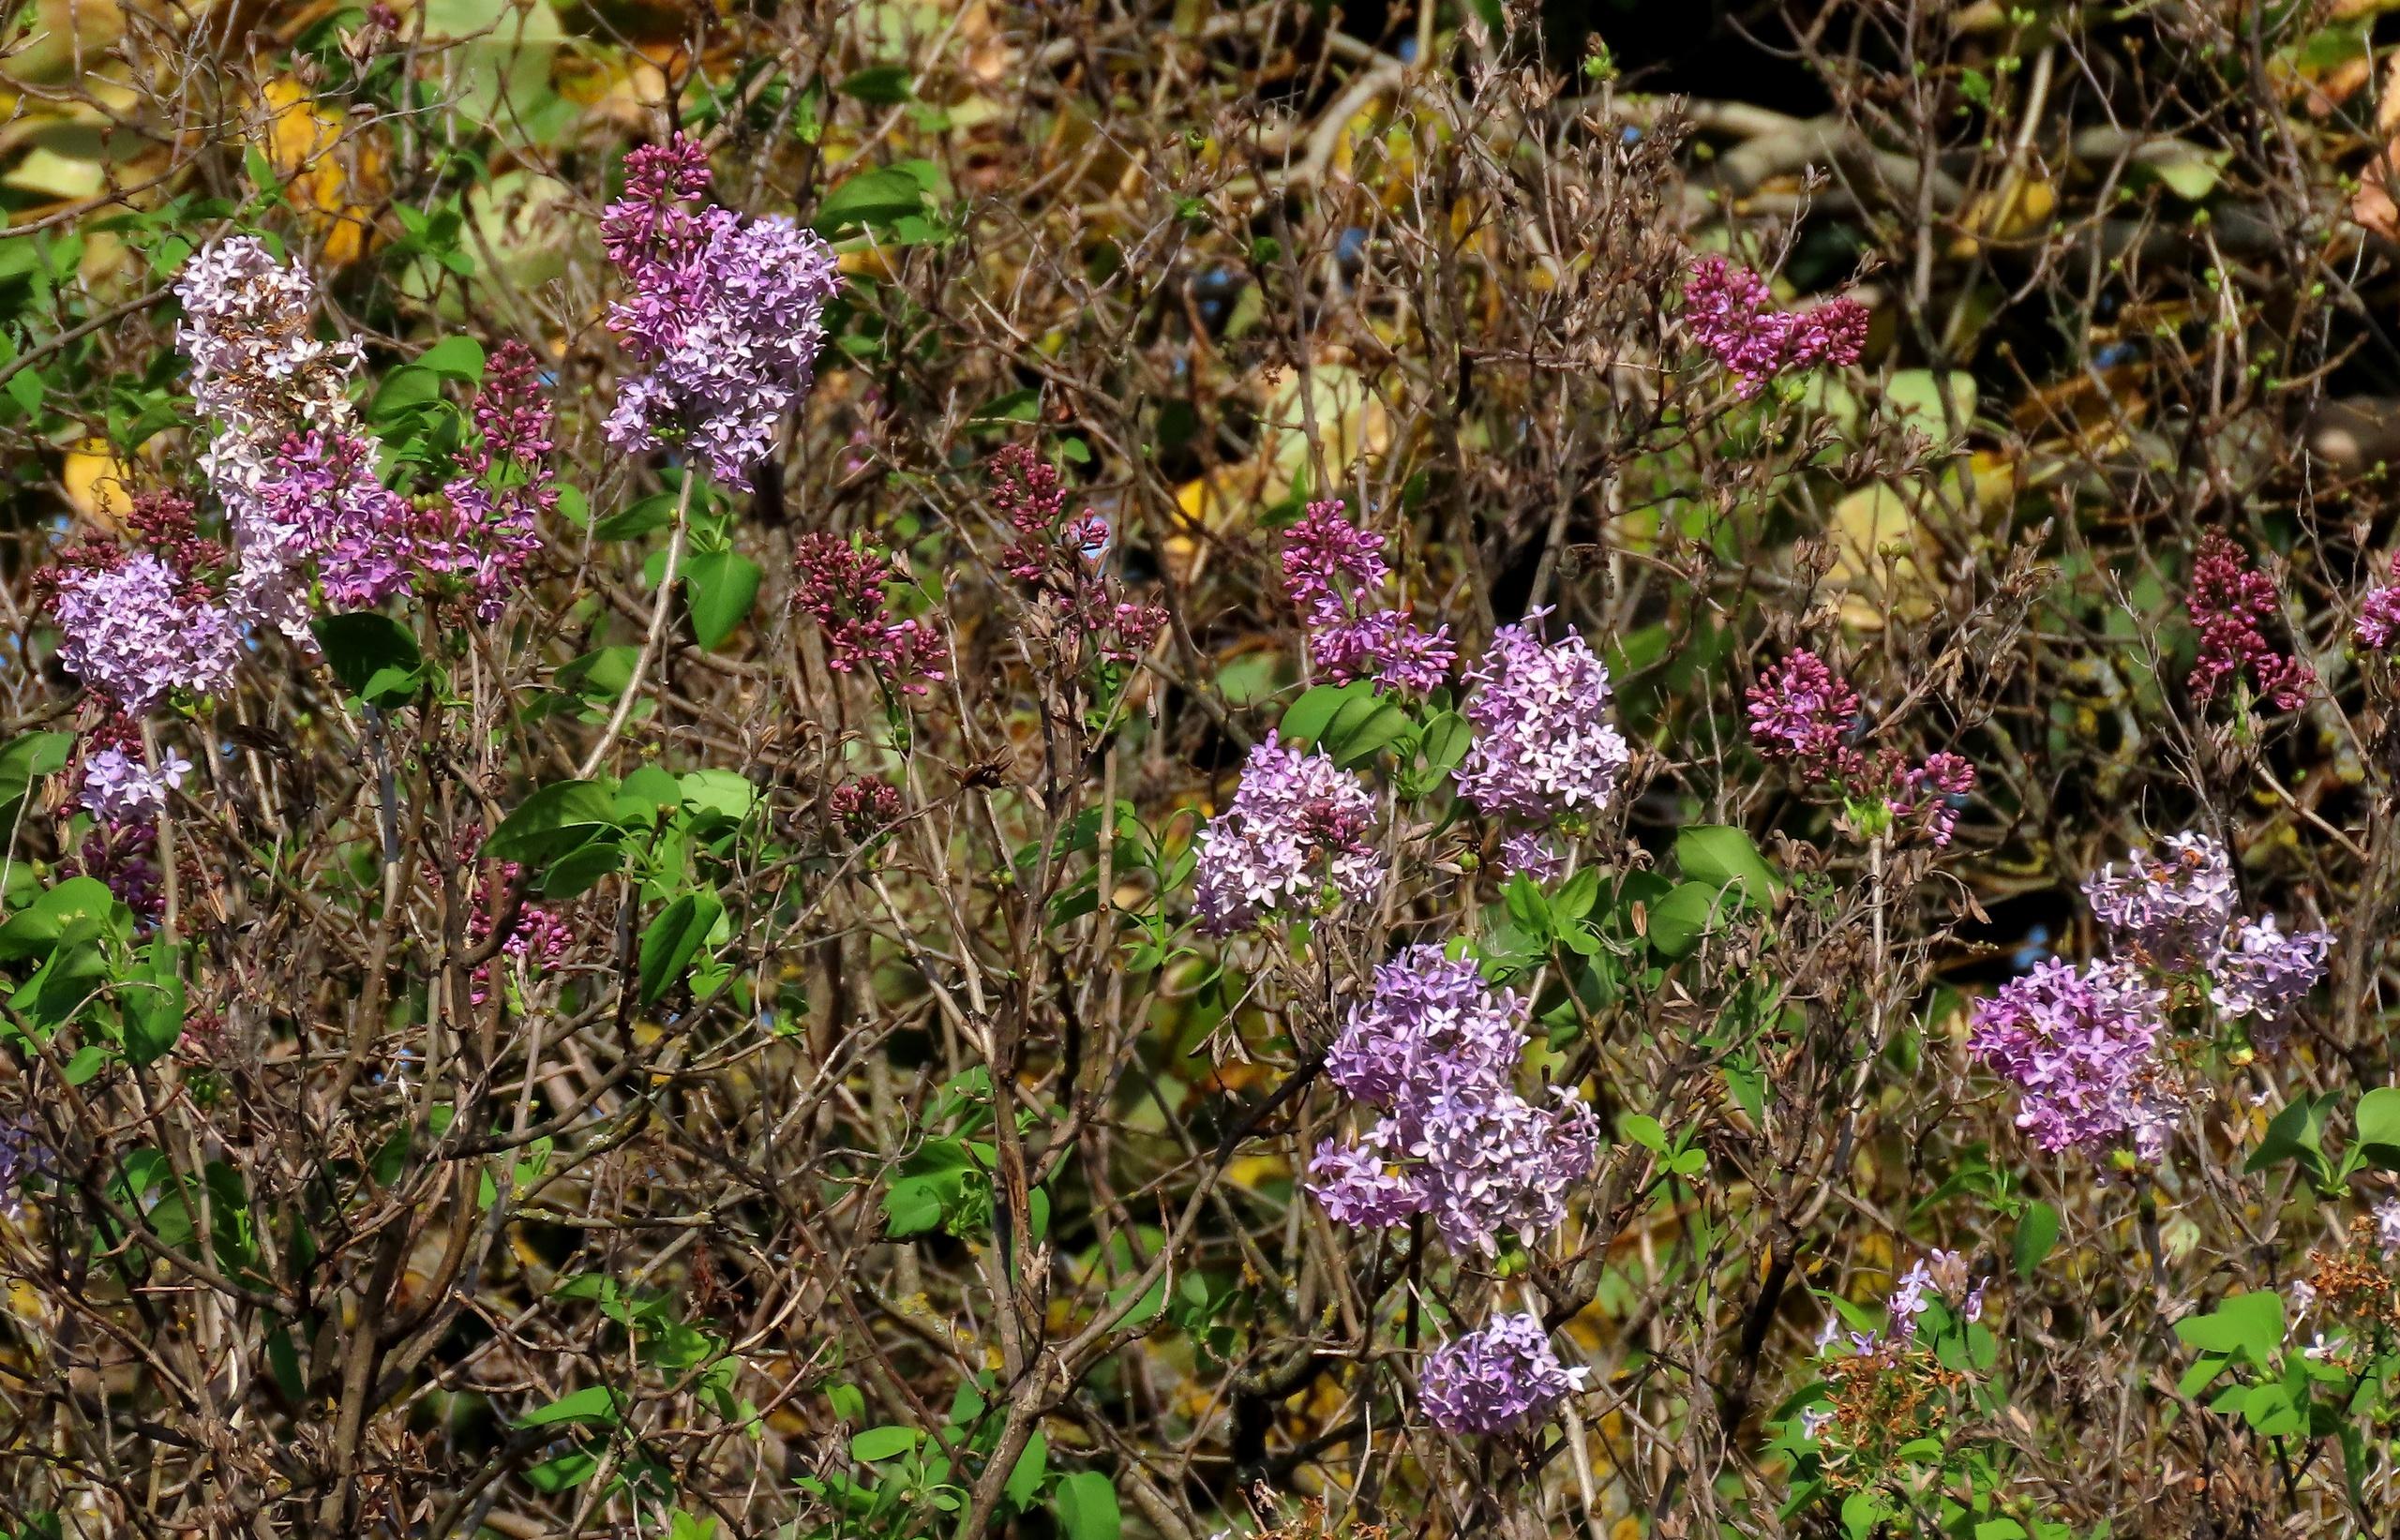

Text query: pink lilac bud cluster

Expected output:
[1683,255,1868,398]
[459,831,575,1009]
[2083,830,2332,1029]
[1747,650,1978,847]
[1454,610,1628,875]
[1192,741,1382,934]
[1307,946,1598,1255]
[39,549,242,711]
[420,339,555,620]
[791,533,948,695]
[600,135,840,487]
[1280,499,1454,694]
[985,444,1164,664]
[63,823,166,922]
[2357,583,2400,650]
[2187,531,2314,711]
[1967,958,2175,1158]
[1418,1311,1588,1436]
[826,779,904,842]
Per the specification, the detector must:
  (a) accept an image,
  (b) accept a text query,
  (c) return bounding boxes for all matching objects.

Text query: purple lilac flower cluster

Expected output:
[1747,650,1978,847]
[2358,583,2400,650]
[420,340,556,620]
[1968,958,2179,1158]
[2082,830,2332,1025]
[2187,531,2314,711]
[1192,741,1383,934]
[42,551,242,712]
[0,1112,47,1219]
[459,828,577,1009]
[601,135,841,486]
[791,533,949,695]
[1683,255,1869,397]
[1279,499,1454,694]
[1307,946,1598,1255]
[1418,1311,1588,1436]
[80,745,191,824]
[1454,610,1628,876]
[985,444,1164,665]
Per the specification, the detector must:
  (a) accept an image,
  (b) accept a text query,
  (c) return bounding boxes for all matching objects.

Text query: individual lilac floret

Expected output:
[2082,831,2237,973]
[2359,585,2400,650]
[1324,945,1523,1114]
[1967,958,2173,1156]
[80,747,190,824]
[1454,610,1628,821]
[1684,255,1869,398]
[2211,916,2332,1024]
[1280,500,1453,694]
[601,134,841,487]
[2375,1198,2400,1260]
[1419,1312,1588,1437]
[1192,741,1382,934]
[47,554,242,710]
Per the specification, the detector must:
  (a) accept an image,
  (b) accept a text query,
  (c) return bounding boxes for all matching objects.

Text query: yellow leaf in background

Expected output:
[1948,175,2054,256]
[2,145,102,201]
[63,441,132,528]
[260,78,386,265]
[1224,1154,1288,1191]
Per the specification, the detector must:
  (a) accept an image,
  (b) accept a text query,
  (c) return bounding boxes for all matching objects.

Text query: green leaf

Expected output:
[684,549,762,650]
[122,943,186,1067]
[816,166,932,233]
[882,1174,947,1237]
[1006,1429,1048,1509]
[311,613,425,708]
[485,781,619,866]
[1054,1471,1121,1540]
[416,335,486,381]
[679,770,758,823]
[518,1385,625,1428]
[1674,826,1778,909]
[0,731,72,818]
[2355,1086,2400,1169]
[2014,1200,2060,1280]
[1279,681,1372,749]
[837,65,914,103]
[594,490,681,542]
[523,1450,598,1492]
[849,1425,919,1461]
[368,365,443,424]
[0,877,128,962]
[1647,881,1728,960]
[638,892,725,1006]
[1418,710,1471,777]
[971,386,1041,424]
[2247,1092,2332,1177]
[2174,1291,2283,1368]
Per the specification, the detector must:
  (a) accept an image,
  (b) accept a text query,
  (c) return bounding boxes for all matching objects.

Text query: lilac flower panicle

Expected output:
[1191,741,1382,934]
[80,747,191,824]
[1312,608,1457,695]
[1746,650,1860,778]
[1410,1085,1599,1255]
[1419,1313,1589,1436]
[1499,828,1566,882]
[1684,255,1868,397]
[48,554,242,710]
[1967,958,2173,1156]
[174,235,363,500]
[2360,585,2400,650]
[1324,945,1522,1113]
[2082,831,2237,973]
[1892,752,1976,847]
[2211,916,2332,1024]
[601,134,841,487]
[1455,611,1629,821]
[0,1113,47,1219]
[1281,500,1453,693]
[1281,498,1388,625]
[2375,1199,2400,1261]
[239,429,418,620]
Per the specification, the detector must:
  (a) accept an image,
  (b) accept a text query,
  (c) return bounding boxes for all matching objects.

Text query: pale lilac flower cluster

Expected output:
[1455,610,1628,825]
[1307,946,1598,1255]
[1967,958,2174,1157]
[1192,741,1382,934]
[174,234,364,499]
[1684,255,1869,397]
[2376,1198,2400,1259]
[238,429,417,617]
[80,746,190,824]
[1890,752,1976,848]
[1418,1312,1588,1436]
[601,135,841,486]
[1280,499,1453,694]
[2082,831,2332,1033]
[461,829,577,1009]
[2358,584,2400,650]
[1498,828,1566,883]
[1815,1251,1986,1382]
[46,553,242,711]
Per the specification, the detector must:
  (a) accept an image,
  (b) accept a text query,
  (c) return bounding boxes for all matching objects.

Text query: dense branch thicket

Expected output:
[6,0,2400,1536]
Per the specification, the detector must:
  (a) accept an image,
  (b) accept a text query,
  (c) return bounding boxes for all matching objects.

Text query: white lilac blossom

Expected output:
[1191,741,1382,934]
[1966,958,2175,1158]
[1418,1312,1588,1436]
[1308,945,1598,1256]
[1455,612,1629,821]
[174,234,364,500]
[601,136,840,486]
[80,747,190,824]
[48,554,242,711]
